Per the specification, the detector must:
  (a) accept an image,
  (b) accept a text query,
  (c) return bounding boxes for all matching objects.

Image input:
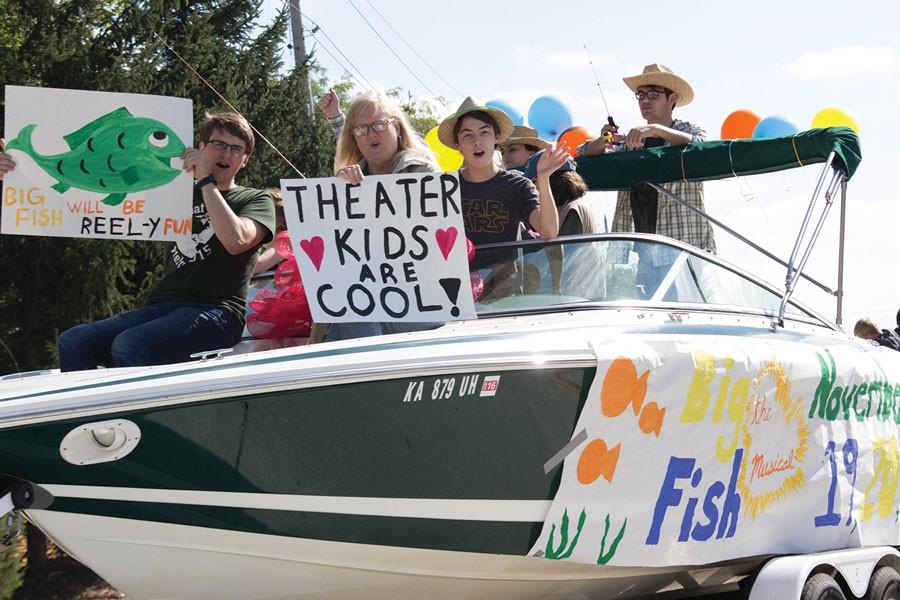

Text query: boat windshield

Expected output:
[470,234,819,323]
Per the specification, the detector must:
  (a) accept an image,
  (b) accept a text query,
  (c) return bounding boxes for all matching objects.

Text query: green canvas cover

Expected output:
[575,127,861,191]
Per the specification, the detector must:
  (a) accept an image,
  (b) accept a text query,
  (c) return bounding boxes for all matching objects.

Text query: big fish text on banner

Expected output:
[2,86,193,241]
[280,172,476,323]
[531,337,900,567]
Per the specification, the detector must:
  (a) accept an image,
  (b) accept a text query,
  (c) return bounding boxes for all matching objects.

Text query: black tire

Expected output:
[801,573,846,600]
[867,566,900,600]
[10,480,33,509]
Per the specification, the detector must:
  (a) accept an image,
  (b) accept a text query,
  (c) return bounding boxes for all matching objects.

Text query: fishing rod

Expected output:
[583,44,617,139]
[151,31,305,178]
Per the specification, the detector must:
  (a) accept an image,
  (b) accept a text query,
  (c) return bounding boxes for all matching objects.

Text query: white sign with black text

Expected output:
[280,171,475,322]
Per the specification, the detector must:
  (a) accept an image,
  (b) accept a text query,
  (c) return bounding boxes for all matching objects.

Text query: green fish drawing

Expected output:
[6,106,186,206]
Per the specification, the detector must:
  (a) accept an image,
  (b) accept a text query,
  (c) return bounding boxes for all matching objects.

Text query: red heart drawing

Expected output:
[435,227,458,260]
[299,236,325,271]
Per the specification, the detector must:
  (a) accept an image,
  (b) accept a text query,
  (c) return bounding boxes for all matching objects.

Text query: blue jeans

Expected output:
[58,302,242,371]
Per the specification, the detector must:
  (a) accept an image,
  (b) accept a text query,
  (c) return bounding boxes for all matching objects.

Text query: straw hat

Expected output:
[499,125,550,150]
[438,97,515,148]
[623,63,694,107]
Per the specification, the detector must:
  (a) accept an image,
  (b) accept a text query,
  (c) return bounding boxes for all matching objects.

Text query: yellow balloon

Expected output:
[425,126,464,171]
[811,106,860,134]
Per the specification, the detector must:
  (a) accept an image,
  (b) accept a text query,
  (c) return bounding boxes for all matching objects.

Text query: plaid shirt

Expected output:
[605,120,716,256]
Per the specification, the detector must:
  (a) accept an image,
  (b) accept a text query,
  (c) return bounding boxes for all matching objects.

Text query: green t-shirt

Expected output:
[147,185,275,323]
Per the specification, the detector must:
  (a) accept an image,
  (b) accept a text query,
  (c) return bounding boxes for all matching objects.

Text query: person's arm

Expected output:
[318,88,345,137]
[528,145,568,238]
[181,148,268,255]
[253,246,284,274]
[577,124,622,156]
[623,124,693,149]
[0,138,15,178]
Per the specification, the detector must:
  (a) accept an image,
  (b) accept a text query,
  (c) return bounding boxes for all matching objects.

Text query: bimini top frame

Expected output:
[576,127,861,327]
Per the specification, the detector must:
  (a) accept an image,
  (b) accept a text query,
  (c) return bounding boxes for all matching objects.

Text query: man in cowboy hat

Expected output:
[438,97,566,298]
[579,64,715,266]
[498,125,549,170]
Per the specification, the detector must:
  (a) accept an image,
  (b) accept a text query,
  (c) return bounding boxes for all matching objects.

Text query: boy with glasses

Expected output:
[578,64,714,293]
[38,111,275,370]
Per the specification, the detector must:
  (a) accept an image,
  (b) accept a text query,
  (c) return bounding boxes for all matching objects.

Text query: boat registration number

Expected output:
[402,374,501,403]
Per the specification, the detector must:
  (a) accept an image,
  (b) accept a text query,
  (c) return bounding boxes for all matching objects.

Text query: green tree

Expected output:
[0,1,337,596]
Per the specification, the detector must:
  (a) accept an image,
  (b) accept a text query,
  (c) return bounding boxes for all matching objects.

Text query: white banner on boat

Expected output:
[2,85,193,241]
[531,336,900,566]
[280,172,475,322]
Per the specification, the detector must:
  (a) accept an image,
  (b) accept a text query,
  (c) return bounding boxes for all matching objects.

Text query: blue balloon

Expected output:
[527,96,573,141]
[752,115,799,139]
[485,99,524,125]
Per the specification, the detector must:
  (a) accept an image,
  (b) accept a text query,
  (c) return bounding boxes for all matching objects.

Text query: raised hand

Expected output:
[318,88,342,119]
[536,143,571,179]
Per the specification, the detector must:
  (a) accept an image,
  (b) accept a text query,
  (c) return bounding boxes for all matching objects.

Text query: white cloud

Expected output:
[780,45,896,81]
[544,50,615,71]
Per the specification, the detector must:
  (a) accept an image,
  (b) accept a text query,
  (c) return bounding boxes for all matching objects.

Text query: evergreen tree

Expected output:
[0,1,337,596]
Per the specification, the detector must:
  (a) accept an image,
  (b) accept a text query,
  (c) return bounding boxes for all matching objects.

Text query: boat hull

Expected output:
[29,509,762,600]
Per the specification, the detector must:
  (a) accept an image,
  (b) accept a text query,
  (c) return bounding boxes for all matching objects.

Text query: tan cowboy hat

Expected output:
[498,125,550,150]
[623,63,694,107]
[438,97,515,148]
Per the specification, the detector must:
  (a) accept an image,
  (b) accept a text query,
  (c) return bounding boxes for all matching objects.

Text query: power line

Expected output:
[305,28,367,91]
[289,2,378,91]
[345,0,449,107]
[361,0,462,99]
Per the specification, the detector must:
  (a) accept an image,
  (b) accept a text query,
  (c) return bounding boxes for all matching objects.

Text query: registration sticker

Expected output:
[480,375,501,397]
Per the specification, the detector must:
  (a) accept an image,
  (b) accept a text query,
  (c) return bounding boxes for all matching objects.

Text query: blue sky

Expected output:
[264,0,899,330]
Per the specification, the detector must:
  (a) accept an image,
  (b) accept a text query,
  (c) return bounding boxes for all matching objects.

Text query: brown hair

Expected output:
[199,112,255,155]
[266,188,286,233]
[550,171,588,207]
[853,318,880,340]
[453,110,500,143]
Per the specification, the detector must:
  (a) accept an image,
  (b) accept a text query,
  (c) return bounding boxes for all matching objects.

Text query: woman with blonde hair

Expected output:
[315,90,437,341]
[326,89,435,182]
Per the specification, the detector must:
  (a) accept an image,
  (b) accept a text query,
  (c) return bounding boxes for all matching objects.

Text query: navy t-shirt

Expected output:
[461,169,539,244]
[461,169,539,268]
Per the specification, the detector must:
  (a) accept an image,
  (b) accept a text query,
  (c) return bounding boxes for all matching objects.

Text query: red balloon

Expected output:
[721,109,761,140]
[557,126,593,157]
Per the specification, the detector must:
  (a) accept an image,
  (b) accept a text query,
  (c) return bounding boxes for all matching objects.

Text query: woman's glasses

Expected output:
[352,118,397,137]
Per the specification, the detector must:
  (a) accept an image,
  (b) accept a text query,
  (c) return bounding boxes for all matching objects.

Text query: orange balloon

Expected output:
[557,126,593,158]
[720,109,761,140]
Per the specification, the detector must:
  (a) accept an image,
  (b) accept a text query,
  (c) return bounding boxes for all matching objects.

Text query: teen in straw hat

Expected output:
[578,63,714,284]
[577,63,714,295]
[498,125,549,170]
[438,97,567,299]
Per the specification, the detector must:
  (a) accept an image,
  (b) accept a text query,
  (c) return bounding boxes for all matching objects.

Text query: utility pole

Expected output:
[288,0,314,116]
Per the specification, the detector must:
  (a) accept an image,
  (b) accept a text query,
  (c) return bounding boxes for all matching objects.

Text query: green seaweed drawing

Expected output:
[544,508,587,559]
[6,106,186,206]
[596,514,628,565]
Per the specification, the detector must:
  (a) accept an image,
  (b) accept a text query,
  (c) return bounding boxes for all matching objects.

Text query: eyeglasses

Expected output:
[207,139,247,156]
[635,88,670,102]
[352,118,397,137]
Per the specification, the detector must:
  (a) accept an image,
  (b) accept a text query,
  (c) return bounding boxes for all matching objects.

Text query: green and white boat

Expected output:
[6,129,899,600]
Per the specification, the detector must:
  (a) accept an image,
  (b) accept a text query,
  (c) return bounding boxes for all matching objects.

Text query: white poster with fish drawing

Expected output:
[2,85,193,241]
[281,173,476,322]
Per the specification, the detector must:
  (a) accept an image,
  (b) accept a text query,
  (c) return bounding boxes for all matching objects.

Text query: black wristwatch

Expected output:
[197,174,217,190]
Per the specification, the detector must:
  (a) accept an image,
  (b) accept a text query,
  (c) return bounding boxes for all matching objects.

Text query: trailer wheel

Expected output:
[867,566,900,600]
[801,573,846,600]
